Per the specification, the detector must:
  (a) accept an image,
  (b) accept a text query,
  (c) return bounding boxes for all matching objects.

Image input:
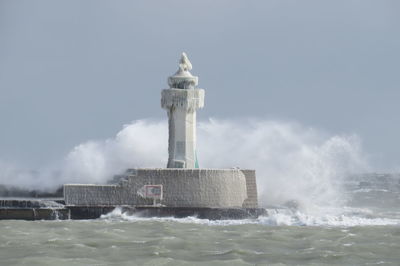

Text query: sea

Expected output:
[1,174,400,266]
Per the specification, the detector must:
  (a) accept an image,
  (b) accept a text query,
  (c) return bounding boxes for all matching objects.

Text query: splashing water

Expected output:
[99,206,400,227]
[197,119,368,213]
[0,118,368,215]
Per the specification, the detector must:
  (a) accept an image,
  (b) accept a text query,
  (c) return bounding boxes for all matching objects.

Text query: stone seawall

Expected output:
[0,202,266,220]
[241,170,258,208]
[64,168,258,208]
[64,184,122,206]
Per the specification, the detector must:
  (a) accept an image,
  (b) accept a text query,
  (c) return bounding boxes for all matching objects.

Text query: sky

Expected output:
[0,0,399,170]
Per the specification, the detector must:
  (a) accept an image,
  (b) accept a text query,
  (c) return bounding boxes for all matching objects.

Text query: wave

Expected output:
[99,207,400,227]
[0,118,369,212]
[352,188,390,193]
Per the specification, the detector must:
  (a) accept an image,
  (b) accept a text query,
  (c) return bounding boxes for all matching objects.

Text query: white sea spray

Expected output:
[0,118,368,214]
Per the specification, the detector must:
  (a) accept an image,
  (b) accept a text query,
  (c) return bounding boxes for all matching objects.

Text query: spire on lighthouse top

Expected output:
[168,52,198,90]
[178,52,192,72]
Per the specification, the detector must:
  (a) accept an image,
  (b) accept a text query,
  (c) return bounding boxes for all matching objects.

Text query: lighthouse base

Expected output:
[0,198,266,220]
[64,168,258,209]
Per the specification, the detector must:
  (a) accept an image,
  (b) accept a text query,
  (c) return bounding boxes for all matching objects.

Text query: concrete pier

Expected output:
[0,208,70,220]
[0,198,266,220]
[64,168,258,209]
[68,206,266,220]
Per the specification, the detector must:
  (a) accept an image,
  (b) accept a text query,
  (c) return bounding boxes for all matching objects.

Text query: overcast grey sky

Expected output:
[0,0,399,169]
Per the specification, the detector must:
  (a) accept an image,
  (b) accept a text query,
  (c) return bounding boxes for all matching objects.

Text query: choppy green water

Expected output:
[2,174,400,265]
[1,218,400,266]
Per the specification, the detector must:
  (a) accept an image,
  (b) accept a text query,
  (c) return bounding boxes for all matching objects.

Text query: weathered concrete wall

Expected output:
[241,170,258,208]
[125,169,247,208]
[64,184,122,206]
[64,168,258,208]
[0,208,70,220]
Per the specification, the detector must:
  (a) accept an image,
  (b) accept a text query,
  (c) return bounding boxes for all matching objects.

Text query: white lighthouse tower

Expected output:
[161,53,205,168]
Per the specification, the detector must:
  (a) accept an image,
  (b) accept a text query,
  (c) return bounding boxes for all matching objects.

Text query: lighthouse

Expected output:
[63,52,260,215]
[161,53,205,168]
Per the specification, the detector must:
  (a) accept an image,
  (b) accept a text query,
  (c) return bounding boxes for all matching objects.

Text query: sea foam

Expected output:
[99,206,400,227]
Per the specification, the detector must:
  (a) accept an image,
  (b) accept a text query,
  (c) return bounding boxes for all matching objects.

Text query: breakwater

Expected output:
[0,198,266,220]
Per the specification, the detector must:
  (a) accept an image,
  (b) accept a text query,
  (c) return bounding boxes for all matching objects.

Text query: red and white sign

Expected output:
[137,185,163,200]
